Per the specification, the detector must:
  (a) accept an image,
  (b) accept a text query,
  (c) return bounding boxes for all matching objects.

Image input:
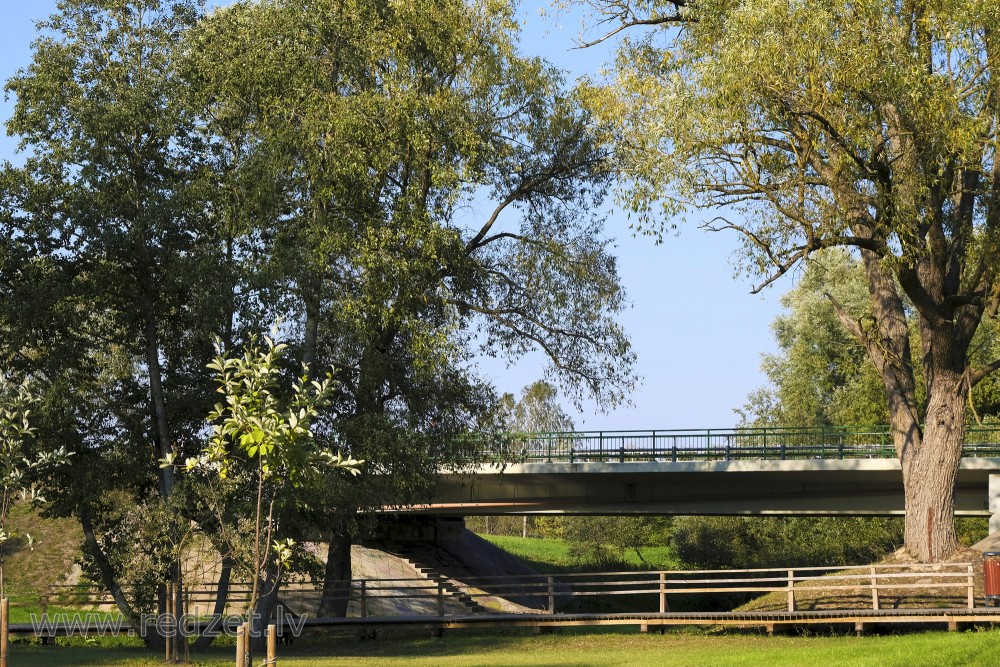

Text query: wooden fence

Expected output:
[11,562,979,622]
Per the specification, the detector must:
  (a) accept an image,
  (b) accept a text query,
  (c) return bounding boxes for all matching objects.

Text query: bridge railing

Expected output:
[482,425,1000,463]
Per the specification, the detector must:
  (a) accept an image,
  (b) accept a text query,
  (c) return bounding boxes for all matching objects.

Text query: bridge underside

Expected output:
[392,459,1000,516]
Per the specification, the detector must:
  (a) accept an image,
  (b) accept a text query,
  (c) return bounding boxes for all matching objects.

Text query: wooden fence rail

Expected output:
[9,562,979,623]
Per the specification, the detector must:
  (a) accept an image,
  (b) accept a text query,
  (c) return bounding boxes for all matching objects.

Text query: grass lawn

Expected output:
[7,628,1000,666]
[480,535,680,573]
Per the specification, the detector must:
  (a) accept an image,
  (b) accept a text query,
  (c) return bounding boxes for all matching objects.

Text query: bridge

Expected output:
[397,426,1000,523]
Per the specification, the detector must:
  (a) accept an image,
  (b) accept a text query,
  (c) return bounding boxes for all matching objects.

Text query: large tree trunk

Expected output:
[900,373,967,560]
[834,248,973,561]
[318,522,352,617]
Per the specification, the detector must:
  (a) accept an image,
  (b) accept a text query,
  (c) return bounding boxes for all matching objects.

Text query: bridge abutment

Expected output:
[364,516,467,549]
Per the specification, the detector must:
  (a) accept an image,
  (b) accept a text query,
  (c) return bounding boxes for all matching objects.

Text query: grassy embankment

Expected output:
[480,534,680,573]
[9,628,1000,666]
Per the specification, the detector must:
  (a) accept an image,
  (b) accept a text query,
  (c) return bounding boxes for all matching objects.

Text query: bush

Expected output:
[670,516,904,569]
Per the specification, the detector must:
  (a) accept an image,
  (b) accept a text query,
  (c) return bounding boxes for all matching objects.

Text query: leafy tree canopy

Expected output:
[582,0,1000,560]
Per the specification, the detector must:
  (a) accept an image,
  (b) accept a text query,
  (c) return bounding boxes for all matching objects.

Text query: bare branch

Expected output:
[970,359,1000,387]
[574,13,691,49]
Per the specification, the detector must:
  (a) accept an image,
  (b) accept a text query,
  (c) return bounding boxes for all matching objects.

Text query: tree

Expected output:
[740,249,1000,429]
[501,381,576,436]
[587,0,1000,560]
[1,0,637,635]
[175,333,359,659]
[0,0,229,642]
[671,516,904,570]
[185,0,637,615]
[499,381,575,538]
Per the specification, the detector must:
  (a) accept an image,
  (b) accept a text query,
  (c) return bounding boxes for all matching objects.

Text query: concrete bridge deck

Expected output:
[411,457,1000,516]
[395,426,1000,516]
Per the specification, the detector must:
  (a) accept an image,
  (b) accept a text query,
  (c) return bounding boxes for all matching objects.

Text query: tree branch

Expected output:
[825,292,867,346]
[970,359,1000,387]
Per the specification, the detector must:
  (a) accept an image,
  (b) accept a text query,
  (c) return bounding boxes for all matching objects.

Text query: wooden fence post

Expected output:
[1,597,9,667]
[181,586,190,664]
[360,580,367,618]
[437,581,445,617]
[165,582,174,664]
[547,576,555,614]
[659,572,668,613]
[786,570,795,612]
[871,567,880,611]
[235,624,245,667]
[266,623,277,666]
[968,564,975,609]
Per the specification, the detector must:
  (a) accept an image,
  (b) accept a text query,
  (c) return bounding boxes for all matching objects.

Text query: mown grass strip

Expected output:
[8,627,1000,667]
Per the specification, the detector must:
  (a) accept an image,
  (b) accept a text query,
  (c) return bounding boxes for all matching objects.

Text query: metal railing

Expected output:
[476,425,1000,464]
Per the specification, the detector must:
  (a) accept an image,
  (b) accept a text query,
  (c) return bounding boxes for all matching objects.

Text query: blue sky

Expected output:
[0,1,787,430]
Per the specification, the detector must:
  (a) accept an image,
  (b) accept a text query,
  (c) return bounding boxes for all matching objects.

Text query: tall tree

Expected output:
[587,0,1000,560]
[0,0,231,640]
[0,0,637,633]
[187,0,636,613]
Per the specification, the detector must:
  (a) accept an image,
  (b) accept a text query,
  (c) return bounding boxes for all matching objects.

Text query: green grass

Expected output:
[8,628,1000,666]
[480,535,680,574]
[3,504,82,597]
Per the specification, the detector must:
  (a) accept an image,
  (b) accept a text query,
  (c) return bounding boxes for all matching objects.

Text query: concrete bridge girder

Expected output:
[399,458,1000,518]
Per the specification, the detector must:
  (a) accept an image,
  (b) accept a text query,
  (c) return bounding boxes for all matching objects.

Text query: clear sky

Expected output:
[0,1,788,430]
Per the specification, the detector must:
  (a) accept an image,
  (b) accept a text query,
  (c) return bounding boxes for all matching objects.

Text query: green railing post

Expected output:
[547,433,552,463]
[671,437,677,463]
[763,428,768,457]
[706,429,711,459]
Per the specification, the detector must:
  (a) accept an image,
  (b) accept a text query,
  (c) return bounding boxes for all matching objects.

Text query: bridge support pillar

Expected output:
[990,475,1000,535]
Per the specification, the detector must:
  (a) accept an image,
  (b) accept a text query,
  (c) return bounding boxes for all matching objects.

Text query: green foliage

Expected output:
[0,0,635,629]
[956,517,989,547]
[670,516,903,570]
[0,0,227,630]
[740,249,1000,429]
[499,381,575,434]
[588,0,1000,558]
[182,334,361,484]
[178,333,360,623]
[738,250,892,428]
[562,516,673,567]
